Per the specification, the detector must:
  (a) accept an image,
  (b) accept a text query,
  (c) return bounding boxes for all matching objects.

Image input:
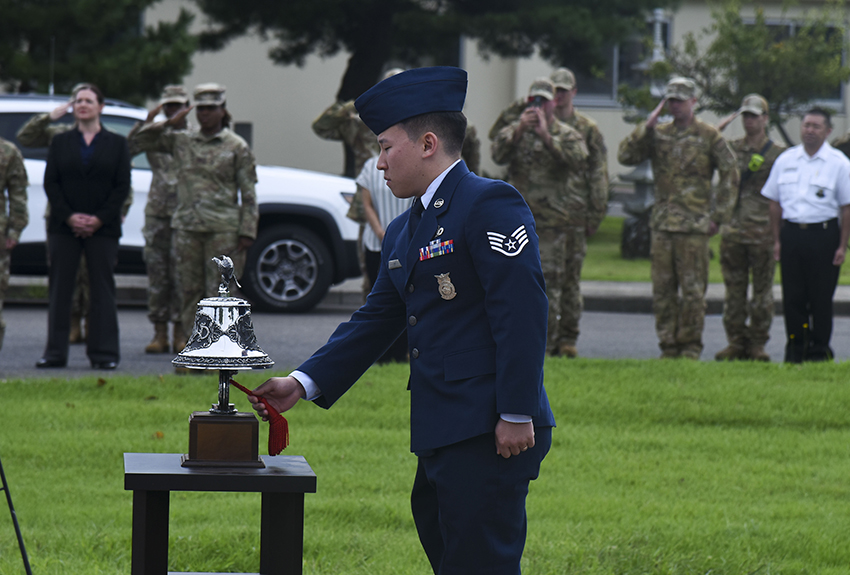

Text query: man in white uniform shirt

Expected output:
[761,107,850,362]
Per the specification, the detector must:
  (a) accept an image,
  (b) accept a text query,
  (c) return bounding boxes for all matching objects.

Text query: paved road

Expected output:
[3,303,850,378]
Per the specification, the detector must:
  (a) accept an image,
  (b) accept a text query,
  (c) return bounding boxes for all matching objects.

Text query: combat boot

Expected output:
[558,343,578,358]
[748,345,771,362]
[172,322,188,353]
[714,345,747,361]
[680,348,701,360]
[145,322,170,354]
[69,315,84,344]
[659,347,679,359]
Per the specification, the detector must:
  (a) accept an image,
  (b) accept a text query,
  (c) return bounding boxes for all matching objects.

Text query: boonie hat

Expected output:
[355,67,467,135]
[665,77,697,101]
[739,93,768,115]
[193,83,226,106]
[528,78,555,101]
[160,85,189,106]
[550,68,576,91]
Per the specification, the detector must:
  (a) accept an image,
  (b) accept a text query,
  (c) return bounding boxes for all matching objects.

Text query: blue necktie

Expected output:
[409,197,424,239]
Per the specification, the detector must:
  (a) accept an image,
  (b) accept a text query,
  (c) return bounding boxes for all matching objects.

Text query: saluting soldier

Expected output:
[0,136,28,351]
[618,77,740,359]
[491,77,589,357]
[131,84,258,353]
[714,94,785,362]
[127,85,192,354]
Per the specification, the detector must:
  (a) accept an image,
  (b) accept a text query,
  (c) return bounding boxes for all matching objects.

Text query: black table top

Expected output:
[123,453,317,493]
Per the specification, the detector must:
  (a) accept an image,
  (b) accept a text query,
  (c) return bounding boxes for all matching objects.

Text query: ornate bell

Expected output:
[174,255,274,415]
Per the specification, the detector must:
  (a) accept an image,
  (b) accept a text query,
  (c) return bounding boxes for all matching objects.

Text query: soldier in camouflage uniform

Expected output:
[312,70,403,301]
[0,137,28,351]
[131,84,259,351]
[618,77,740,359]
[491,78,589,356]
[127,86,190,354]
[489,69,608,357]
[490,68,609,207]
[312,93,383,226]
[17,89,133,343]
[714,94,784,362]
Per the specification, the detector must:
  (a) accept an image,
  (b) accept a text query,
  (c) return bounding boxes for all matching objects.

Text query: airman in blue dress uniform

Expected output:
[250,66,555,575]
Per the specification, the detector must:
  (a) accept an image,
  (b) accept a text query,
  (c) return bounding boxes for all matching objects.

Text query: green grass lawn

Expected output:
[2,361,850,574]
[585,216,850,285]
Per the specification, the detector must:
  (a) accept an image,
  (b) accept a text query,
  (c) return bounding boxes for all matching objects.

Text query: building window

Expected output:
[573,14,670,106]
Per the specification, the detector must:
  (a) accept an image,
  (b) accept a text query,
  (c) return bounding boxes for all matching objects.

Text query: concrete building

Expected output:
[146,0,850,181]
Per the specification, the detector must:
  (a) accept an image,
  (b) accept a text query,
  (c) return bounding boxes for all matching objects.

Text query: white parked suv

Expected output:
[0,94,361,312]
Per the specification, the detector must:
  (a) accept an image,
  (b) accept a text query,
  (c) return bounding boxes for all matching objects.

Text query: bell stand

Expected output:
[0,453,32,575]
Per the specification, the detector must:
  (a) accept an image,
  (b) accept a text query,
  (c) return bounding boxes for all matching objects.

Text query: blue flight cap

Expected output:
[355,66,468,135]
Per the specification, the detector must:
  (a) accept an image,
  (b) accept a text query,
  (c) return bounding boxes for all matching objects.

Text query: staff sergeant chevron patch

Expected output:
[487,225,529,257]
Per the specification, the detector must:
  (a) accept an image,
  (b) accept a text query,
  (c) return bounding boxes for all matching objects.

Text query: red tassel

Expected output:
[230,378,289,455]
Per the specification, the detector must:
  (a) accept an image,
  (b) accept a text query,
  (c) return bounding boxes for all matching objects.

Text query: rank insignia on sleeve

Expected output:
[420,239,454,261]
[487,225,529,257]
[434,272,457,300]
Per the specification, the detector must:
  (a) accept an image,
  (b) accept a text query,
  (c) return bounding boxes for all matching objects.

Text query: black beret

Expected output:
[355,67,467,135]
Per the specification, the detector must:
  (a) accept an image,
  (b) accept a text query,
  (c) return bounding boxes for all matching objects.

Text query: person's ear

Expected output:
[421,132,438,158]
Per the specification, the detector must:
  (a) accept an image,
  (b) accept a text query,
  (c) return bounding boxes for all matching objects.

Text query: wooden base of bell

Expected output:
[181,411,264,468]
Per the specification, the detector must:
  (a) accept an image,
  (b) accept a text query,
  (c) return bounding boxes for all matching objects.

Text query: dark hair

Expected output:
[73,83,104,105]
[399,111,467,157]
[221,105,232,129]
[803,106,832,128]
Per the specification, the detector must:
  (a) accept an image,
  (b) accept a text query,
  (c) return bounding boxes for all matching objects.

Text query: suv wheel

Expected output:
[242,224,333,312]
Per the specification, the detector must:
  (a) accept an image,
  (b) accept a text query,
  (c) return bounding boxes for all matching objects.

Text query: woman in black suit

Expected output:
[36,84,131,369]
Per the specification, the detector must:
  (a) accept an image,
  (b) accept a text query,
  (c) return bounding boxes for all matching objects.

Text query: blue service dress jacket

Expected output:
[298,161,556,453]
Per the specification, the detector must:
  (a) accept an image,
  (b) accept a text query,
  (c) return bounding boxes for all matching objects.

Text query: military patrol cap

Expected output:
[160,85,189,106]
[550,68,576,91]
[193,83,226,106]
[664,77,697,101]
[739,93,768,115]
[528,77,555,101]
[355,66,467,135]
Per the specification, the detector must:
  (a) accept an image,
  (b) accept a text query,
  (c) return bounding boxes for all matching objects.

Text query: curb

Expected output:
[10,275,850,316]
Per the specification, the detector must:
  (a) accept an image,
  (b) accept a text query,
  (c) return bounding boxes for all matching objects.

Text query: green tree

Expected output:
[193,0,678,103]
[0,0,197,105]
[619,0,850,144]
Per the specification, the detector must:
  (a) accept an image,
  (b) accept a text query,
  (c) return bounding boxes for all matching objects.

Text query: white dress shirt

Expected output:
[761,142,850,223]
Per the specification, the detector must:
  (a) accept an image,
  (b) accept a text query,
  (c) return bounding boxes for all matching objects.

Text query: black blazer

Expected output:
[44,127,131,238]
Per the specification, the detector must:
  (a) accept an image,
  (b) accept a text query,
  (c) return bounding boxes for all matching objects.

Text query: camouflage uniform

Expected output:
[491,85,590,355]
[462,124,482,175]
[0,137,28,350]
[719,134,784,355]
[312,100,379,223]
[619,118,739,358]
[490,94,609,349]
[132,118,258,333]
[17,112,134,338]
[127,121,182,328]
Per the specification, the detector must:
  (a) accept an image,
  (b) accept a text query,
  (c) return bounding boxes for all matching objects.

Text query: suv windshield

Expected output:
[0,112,150,169]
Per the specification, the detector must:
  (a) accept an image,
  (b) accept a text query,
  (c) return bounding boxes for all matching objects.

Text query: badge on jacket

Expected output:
[435,273,457,300]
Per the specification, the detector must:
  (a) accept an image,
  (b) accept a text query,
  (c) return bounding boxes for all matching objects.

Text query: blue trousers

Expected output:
[412,427,552,575]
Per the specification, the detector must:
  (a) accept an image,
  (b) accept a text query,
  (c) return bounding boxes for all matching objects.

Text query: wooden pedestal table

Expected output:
[124,453,316,575]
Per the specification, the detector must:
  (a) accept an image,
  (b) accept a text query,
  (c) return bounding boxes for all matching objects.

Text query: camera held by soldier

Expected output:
[527,96,546,109]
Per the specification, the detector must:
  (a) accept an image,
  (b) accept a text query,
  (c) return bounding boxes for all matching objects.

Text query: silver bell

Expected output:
[173,255,274,370]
